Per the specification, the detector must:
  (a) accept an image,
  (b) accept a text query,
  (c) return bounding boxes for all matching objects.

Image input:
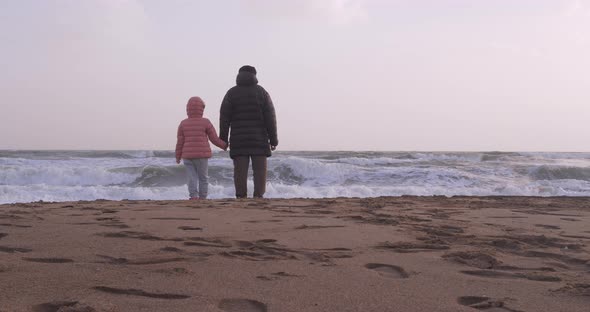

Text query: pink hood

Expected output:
[187,96,205,118]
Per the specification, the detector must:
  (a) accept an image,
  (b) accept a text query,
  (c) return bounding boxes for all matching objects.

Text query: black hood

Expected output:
[236,72,258,86]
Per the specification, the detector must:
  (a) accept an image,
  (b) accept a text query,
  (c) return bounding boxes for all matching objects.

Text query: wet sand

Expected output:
[0,196,589,312]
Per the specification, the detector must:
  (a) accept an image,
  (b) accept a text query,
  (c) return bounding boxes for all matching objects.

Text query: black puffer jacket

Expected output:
[219,72,278,158]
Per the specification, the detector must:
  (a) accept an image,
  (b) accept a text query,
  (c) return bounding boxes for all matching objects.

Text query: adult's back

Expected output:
[219,65,278,198]
[219,67,278,159]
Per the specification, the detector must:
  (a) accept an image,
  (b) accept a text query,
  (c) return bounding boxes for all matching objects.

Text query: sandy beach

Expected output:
[0,196,589,312]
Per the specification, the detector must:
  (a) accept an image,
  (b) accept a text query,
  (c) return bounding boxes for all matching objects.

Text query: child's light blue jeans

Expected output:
[183,158,208,199]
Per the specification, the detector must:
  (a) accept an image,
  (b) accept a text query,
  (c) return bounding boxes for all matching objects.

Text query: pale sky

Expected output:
[1,0,589,151]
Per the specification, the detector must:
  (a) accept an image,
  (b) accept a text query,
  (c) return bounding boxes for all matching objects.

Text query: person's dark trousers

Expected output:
[233,156,267,198]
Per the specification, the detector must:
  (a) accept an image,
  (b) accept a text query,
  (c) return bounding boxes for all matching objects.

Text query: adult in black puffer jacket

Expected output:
[220,65,278,198]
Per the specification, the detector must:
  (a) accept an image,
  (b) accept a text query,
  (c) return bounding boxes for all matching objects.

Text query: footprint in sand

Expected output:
[257,271,300,281]
[94,217,129,229]
[365,263,409,279]
[32,301,95,312]
[221,239,300,262]
[150,217,200,220]
[96,217,117,221]
[0,246,32,253]
[243,220,283,223]
[460,270,561,282]
[0,214,24,220]
[294,225,346,230]
[442,251,502,269]
[561,218,580,222]
[523,251,589,266]
[458,296,490,306]
[155,267,192,275]
[218,299,268,312]
[93,286,190,299]
[457,296,521,312]
[160,246,184,253]
[97,231,180,242]
[0,223,32,228]
[178,226,203,231]
[560,234,590,240]
[554,283,590,297]
[22,257,74,263]
[376,241,450,253]
[96,254,186,265]
[534,224,561,230]
[99,223,130,229]
[184,237,232,248]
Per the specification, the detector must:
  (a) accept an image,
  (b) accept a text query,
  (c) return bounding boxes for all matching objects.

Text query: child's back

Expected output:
[176,97,226,160]
[175,96,226,200]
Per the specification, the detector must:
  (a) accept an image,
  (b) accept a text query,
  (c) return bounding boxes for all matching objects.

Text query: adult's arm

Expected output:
[175,123,184,163]
[219,93,232,143]
[262,90,278,147]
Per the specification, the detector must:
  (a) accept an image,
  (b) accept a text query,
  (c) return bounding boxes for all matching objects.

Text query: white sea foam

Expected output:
[1,151,590,204]
[334,156,413,166]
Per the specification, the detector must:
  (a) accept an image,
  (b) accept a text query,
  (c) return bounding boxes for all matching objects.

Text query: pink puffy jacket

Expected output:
[175,97,227,161]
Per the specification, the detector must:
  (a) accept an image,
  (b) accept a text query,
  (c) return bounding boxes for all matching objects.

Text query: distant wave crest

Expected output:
[531,166,590,181]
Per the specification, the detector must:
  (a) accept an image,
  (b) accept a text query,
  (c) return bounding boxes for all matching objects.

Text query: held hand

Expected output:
[270,145,276,151]
[176,159,181,164]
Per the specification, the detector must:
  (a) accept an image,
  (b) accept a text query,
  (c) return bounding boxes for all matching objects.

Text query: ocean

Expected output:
[1,150,589,204]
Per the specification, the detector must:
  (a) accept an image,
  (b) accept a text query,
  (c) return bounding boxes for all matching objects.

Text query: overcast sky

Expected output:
[1,0,589,151]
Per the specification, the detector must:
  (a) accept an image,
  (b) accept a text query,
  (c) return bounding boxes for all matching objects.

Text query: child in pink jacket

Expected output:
[175,96,227,200]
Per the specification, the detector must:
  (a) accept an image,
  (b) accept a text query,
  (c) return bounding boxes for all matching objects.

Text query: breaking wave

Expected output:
[1,151,590,203]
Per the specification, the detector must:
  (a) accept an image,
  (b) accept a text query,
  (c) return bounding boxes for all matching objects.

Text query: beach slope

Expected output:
[0,197,589,311]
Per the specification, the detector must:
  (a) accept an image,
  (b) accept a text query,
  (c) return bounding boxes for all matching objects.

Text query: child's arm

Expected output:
[175,123,184,163]
[206,121,228,150]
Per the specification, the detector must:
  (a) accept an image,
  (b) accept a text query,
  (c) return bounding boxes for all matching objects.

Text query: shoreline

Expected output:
[1,196,589,311]
[3,194,590,205]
